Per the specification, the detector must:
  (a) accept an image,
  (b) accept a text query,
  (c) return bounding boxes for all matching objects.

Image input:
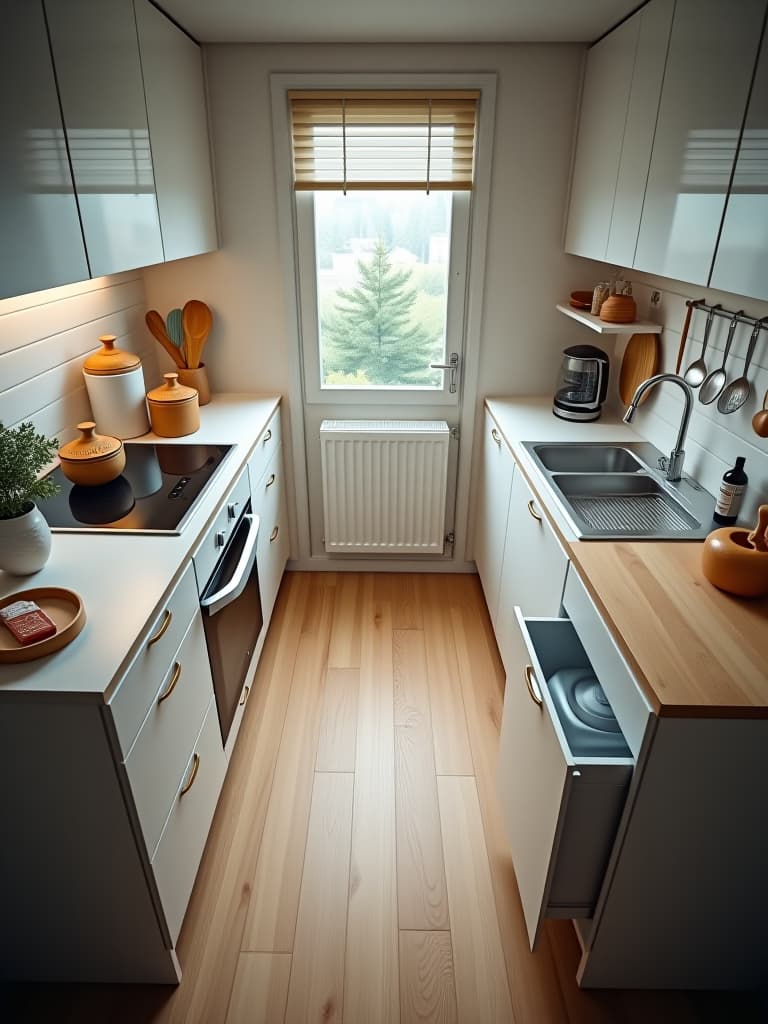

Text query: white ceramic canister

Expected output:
[83,335,150,439]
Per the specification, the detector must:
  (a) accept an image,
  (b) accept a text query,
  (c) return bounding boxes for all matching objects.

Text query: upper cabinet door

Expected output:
[710,25,768,300]
[564,15,639,261]
[44,0,164,277]
[1,2,89,300]
[633,0,767,286]
[606,0,674,267]
[134,0,217,263]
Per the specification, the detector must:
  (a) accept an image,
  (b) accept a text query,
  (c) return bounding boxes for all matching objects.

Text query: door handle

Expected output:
[201,513,260,615]
[430,352,460,393]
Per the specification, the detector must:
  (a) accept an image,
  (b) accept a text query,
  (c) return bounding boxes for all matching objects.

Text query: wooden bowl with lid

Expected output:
[147,373,200,437]
[58,422,126,486]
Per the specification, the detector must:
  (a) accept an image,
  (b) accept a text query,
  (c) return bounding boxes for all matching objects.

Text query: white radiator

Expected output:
[320,420,450,555]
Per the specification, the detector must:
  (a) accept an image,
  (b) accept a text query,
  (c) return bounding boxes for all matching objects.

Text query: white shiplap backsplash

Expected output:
[0,273,160,446]
[609,277,768,524]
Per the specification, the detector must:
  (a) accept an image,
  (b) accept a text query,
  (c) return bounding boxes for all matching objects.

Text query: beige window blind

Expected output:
[288,90,479,192]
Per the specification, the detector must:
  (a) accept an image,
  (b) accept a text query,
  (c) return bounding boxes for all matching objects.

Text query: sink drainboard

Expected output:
[569,493,695,534]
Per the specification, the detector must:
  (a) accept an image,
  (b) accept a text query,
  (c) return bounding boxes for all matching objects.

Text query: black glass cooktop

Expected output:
[39,443,233,534]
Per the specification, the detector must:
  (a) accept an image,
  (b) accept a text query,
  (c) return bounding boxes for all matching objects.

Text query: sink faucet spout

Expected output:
[622,373,694,481]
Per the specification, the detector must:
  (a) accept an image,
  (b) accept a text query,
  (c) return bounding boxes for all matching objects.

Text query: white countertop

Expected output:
[0,395,280,702]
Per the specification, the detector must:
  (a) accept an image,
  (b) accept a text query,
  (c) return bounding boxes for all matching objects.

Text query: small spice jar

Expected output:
[82,336,150,439]
[58,422,126,486]
[146,373,200,438]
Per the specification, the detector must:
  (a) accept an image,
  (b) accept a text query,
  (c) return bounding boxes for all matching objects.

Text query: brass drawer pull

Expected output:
[527,499,542,523]
[239,684,250,707]
[270,526,279,542]
[523,665,543,707]
[263,429,272,445]
[180,753,200,796]
[157,662,182,705]
[491,428,501,446]
[147,609,172,648]
[265,473,276,489]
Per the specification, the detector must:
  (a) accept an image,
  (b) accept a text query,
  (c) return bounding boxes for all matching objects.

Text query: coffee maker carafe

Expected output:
[553,345,609,422]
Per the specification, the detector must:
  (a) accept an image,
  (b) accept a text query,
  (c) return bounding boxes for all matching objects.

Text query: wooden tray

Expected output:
[0,587,86,663]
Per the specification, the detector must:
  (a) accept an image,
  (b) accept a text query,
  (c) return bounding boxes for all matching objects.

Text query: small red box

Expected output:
[0,600,57,645]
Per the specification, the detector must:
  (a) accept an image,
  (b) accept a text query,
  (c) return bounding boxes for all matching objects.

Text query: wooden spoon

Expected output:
[145,310,185,368]
[182,300,213,370]
[752,390,768,438]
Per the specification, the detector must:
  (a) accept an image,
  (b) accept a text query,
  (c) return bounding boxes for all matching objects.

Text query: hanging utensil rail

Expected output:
[685,299,768,334]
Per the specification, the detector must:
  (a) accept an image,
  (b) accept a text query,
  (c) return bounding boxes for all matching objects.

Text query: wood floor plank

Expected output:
[437,775,514,1024]
[242,582,335,953]
[284,772,354,1024]
[447,576,567,1024]
[375,573,423,629]
[327,573,362,668]
[343,577,400,1024]
[226,953,291,1024]
[399,931,458,1024]
[416,576,473,776]
[315,668,359,772]
[393,629,449,931]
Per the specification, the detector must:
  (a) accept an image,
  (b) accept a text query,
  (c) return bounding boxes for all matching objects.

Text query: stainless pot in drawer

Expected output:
[497,607,633,950]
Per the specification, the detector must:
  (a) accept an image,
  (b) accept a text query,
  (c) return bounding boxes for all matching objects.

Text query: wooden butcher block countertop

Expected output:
[568,540,768,719]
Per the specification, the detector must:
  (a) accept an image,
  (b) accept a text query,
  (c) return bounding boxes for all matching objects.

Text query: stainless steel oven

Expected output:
[197,500,263,746]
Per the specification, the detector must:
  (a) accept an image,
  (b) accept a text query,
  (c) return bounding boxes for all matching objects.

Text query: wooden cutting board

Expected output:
[618,332,660,404]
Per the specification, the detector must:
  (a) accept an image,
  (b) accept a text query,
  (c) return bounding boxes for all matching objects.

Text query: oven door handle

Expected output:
[201,513,260,616]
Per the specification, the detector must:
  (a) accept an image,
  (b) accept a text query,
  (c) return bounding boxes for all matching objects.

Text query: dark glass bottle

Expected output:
[713,457,747,525]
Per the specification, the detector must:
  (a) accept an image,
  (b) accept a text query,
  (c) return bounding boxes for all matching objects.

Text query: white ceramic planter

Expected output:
[0,504,52,575]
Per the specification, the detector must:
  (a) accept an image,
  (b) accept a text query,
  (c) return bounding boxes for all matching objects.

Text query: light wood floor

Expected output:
[3,572,761,1023]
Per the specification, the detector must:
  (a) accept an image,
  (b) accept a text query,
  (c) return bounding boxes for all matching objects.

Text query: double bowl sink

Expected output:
[522,441,716,540]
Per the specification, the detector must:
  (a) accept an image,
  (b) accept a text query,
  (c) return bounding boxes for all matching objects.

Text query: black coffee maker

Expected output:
[553,345,609,422]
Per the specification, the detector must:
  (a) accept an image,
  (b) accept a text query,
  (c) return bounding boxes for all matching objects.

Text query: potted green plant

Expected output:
[0,422,60,575]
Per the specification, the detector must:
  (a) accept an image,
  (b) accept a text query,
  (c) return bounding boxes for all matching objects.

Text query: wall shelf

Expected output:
[556,303,663,334]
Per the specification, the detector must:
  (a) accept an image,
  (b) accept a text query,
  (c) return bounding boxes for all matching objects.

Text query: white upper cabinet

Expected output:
[44,0,165,277]
[633,0,767,285]
[710,27,768,300]
[134,0,217,263]
[1,2,89,299]
[565,0,673,265]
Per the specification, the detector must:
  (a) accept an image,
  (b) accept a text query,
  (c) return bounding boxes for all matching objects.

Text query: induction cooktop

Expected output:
[38,443,234,534]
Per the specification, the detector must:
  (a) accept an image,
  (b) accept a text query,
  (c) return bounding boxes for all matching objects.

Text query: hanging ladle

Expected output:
[683,304,720,387]
[717,316,768,414]
[699,311,744,405]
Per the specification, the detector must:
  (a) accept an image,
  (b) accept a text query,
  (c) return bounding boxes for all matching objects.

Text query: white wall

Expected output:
[141,42,607,562]
[0,273,159,445]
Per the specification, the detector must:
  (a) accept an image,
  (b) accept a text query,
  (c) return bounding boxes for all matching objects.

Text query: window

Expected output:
[289,90,478,401]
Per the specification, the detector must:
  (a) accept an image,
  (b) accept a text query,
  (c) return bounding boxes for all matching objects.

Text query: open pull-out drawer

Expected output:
[497,607,633,950]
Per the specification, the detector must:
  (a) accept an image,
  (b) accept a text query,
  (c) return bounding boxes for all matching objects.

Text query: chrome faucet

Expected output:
[622,373,694,481]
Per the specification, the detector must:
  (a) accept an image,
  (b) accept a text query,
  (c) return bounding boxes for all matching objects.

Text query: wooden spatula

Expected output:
[182,300,213,370]
[145,310,185,368]
[619,333,660,405]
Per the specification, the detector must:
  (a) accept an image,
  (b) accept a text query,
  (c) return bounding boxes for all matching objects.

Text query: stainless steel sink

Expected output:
[521,440,715,540]
[533,444,645,474]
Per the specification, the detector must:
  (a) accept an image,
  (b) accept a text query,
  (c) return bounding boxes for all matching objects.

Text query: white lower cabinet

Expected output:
[474,410,515,626]
[498,607,633,950]
[152,695,227,945]
[250,442,289,625]
[495,469,568,672]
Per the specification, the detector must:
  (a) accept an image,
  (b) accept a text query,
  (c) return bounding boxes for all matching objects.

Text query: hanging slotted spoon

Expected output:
[717,318,766,414]
[698,312,743,405]
[683,305,719,387]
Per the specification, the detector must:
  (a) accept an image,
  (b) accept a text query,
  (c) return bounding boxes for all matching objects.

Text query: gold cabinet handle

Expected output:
[239,684,250,707]
[157,662,182,705]
[491,427,501,446]
[270,525,279,542]
[263,429,272,445]
[147,609,172,648]
[523,665,543,707]
[527,499,542,523]
[180,753,200,797]
[265,473,276,488]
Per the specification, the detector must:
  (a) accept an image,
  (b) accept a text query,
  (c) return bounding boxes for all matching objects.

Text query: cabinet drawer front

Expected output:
[110,562,199,755]
[563,565,651,760]
[125,611,214,857]
[152,696,226,945]
[475,410,515,625]
[247,409,282,494]
[192,468,251,592]
[254,446,289,623]
[498,608,632,949]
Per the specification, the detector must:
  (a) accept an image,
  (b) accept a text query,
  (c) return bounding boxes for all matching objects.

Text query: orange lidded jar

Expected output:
[146,373,200,438]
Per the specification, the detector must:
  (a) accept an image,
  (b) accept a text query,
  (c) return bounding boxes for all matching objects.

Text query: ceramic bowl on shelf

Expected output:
[569,290,593,310]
